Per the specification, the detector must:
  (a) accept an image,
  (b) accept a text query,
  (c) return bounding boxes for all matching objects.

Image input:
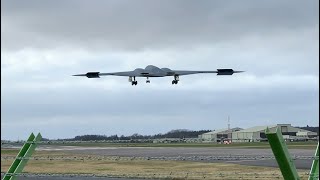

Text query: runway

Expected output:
[38,145,314,169]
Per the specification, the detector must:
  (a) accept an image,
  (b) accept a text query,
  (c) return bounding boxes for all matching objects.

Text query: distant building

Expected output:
[232,124,318,142]
[198,128,243,142]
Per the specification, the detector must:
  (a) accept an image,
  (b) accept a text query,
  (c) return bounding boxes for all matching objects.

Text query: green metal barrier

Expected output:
[2,132,42,180]
[309,141,319,180]
[265,127,300,180]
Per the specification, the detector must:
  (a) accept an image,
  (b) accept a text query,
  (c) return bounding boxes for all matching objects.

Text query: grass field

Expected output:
[1,146,313,179]
[1,149,310,180]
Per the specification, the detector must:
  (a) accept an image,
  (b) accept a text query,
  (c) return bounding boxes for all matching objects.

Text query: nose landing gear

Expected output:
[146,77,150,83]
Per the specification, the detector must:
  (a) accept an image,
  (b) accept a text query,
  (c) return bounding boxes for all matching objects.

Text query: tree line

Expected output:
[52,126,318,141]
[61,129,212,141]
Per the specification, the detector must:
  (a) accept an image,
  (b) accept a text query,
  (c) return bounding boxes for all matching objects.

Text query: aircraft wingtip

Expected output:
[72,74,85,76]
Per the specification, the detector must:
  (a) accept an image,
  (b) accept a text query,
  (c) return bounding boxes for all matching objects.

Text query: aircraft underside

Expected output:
[128,75,180,86]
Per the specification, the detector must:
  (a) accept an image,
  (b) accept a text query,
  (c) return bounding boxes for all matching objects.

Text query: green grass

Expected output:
[1,149,19,155]
[0,155,311,180]
[1,144,315,180]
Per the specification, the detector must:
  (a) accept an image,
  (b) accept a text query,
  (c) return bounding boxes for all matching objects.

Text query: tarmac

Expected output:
[38,145,314,169]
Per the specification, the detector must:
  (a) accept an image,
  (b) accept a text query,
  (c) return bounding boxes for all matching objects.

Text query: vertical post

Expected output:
[2,133,42,180]
[265,127,300,180]
[309,142,319,180]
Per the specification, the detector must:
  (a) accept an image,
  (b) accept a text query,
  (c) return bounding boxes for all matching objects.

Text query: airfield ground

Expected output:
[1,142,317,179]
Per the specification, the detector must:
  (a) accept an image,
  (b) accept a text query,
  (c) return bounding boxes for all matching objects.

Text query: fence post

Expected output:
[308,141,319,180]
[2,132,42,180]
[265,127,300,180]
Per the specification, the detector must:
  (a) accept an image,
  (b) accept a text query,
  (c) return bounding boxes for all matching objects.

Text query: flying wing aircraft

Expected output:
[73,65,244,85]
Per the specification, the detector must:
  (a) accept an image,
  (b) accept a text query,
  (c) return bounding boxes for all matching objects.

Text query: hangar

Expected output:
[198,127,242,142]
[231,124,318,142]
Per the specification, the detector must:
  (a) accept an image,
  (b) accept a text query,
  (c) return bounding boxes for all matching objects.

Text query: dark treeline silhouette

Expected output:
[61,129,212,141]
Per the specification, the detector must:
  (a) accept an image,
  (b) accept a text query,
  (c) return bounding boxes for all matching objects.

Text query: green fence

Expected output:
[308,141,319,180]
[2,133,42,180]
[2,131,319,180]
[266,127,319,180]
[265,127,300,180]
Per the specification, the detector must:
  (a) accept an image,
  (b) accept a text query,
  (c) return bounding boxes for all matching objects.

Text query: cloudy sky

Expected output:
[1,0,319,140]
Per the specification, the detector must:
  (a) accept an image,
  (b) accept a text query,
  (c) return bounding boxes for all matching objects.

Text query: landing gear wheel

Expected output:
[131,77,137,86]
[172,75,179,85]
[132,81,138,86]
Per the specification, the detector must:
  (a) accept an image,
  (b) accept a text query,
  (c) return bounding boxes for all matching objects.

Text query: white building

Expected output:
[232,124,318,142]
[198,128,242,142]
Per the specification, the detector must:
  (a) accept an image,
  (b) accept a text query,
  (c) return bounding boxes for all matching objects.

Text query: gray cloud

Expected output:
[2,0,318,51]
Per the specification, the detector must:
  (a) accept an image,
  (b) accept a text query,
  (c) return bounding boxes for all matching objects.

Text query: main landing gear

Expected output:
[172,80,178,84]
[172,75,179,85]
[129,76,138,86]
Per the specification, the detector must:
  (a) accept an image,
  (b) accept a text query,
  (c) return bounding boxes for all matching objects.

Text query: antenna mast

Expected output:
[228,115,230,131]
[227,116,231,141]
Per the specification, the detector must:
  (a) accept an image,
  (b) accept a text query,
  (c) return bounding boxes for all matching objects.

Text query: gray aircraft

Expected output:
[73,65,244,85]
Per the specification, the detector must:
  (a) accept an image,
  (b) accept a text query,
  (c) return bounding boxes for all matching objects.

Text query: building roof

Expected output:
[232,124,317,134]
[202,127,242,135]
[234,125,277,133]
[297,131,318,135]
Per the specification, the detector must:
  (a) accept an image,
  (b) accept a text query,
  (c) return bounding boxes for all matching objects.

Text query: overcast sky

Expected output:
[1,0,319,140]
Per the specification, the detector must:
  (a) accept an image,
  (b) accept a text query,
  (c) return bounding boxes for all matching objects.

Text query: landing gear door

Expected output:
[128,77,132,82]
[175,75,180,81]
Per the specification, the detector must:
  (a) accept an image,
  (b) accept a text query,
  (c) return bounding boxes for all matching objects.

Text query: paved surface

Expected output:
[38,146,314,169]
